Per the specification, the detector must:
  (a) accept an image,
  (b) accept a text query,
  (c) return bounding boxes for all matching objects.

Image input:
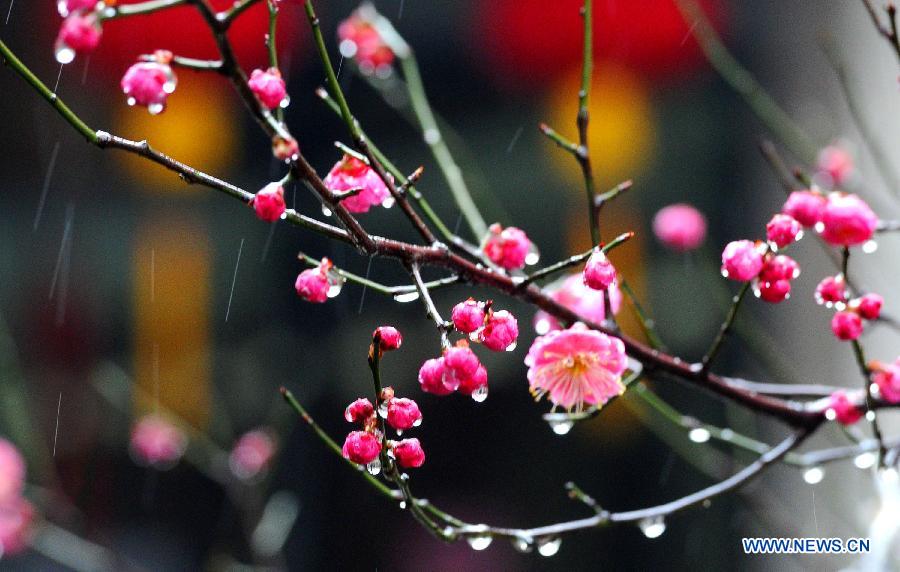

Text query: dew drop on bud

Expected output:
[803,466,824,485]
[57,0,69,16]
[465,525,492,551]
[862,240,878,254]
[548,418,574,436]
[395,429,403,436]
[471,385,489,403]
[412,418,422,428]
[381,196,395,209]
[534,318,552,335]
[321,204,332,217]
[377,402,388,418]
[525,243,541,266]
[366,458,381,476]
[688,427,711,443]
[339,39,358,58]
[638,516,666,539]
[393,291,420,303]
[854,452,876,470]
[326,271,345,298]
[536,536,562,557]
[399,501,407,510]
[55,46,76,65]
[147,103,165,116]
[512,535,534,553]
[814,221,825,233]
[126,97,137,107]
[505,341,517,352]
[866,410,876,422]
[280,94,291,109]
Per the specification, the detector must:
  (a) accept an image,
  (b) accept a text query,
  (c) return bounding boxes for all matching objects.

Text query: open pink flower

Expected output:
[525,323,628,412]
[130,415,187,469]
[229,429,276,481]
[652,203,706,252]
[826,391,862,425]
[534,274,622,334]
[324,155,391,213]
[820,193,877,247]
[483,224,533,270]
[0,439,25,506]
[0,498,34,557]
[248,67,288,110]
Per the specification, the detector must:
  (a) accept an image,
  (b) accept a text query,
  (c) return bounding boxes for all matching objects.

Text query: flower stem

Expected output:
[702,280,752,373]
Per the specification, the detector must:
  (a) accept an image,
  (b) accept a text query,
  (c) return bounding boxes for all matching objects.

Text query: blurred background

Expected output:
[1,0,899,569]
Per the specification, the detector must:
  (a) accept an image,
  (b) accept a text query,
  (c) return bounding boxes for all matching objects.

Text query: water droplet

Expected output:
[814,221,825,233]
[55,45,75,65]
[326,271,345,298]
[395,429,403,436]
[638,516,666,539]
[866,410,876,421]
[423,128,440,145]
[534,318,552,335]
[147,103,165,115]
[471,385,488,403]
[339,39,358,58]
[321,204,332,217]
[279,94,291,109]
[366,458,381,475]
[412,418,422,427]
[505,341,517,352]
[854,452,876,470]
[688,428,711,443]
[548,418,573,435]
[381,196,395,209]
[536,536,561,556]
[834,301,847,311]
[163,81,177,95]
[862,240,878,254]
[796,229,805,241]
[465,526,492,551]
[126,97,137,107]
[393,291,420,303]
[525,243,541,266]
[468,330,481,342]
[377,402,388,418]
[803,466,824,485]
[720,269,729,278]
[57,0,70,17]
[399,501,407,509]
[512,535,533,553]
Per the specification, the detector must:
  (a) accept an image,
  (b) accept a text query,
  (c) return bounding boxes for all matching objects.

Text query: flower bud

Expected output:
[831,311,863,341]
[814,275,846,306]
[480,310,518,352]
[344,398,375,423]
[851,293,883,321]
[758,279,791,303]
[583,249,616,291]
[342,431,381,465]
[129,415,187,469]
[826,390,862,425]
[652,203,706,252]
[483,223,533,270]
[721,240,764,281]
[251,182,286,222]
[248,67,288,110]
[820,193,877,247]
[451,299,486,334]
[458,364,488,396]
[418,358,452,396]
[55,13,101,64]
[229,429,276,481]
[442,343,482,391]
[324,154,391,214]
[782,190,826,228]
[373,326,402,351]
[392,438,425,468]
[765,213,802,249]
[386,398,422,431]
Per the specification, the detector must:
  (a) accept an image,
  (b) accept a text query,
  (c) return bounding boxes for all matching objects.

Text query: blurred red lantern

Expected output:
[471,0,726,89]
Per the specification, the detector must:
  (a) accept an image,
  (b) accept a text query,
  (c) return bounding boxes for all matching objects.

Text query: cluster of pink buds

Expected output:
[451,299,519,352]
[121,51,178,115]
[814,275,883,341]
[483,223,538,270]
[652,203,707,252]
[55,8,102,65]
[583,248,616,291]
[0,439,33,557]
[295,258,344,303]
[129,415,187,469]
[721,240,800,303]
[342,389,425,472]
[871,358,900,403]
[229,428,277,481]
[251,182,287,222]
[248,67,289,110]
[825,390,862,425]
[323,154,393,214]
[419,341,489,401]
[782,189,877,247]
[337,8,395,77]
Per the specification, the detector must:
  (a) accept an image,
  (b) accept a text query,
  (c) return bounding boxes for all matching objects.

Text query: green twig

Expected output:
[702,280,753,373]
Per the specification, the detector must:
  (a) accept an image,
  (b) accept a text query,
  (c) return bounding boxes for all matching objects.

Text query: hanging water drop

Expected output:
[326,271,345,298]
[339,39,358,58]
[279,94,291,109]
[536,536,561,557]
[465,526,492,551]
[366,458,381,476]
[638,516,666,539]
[147,103,165,115]
[412,418,422,428]
[381,196,395,209]
[534,317,552,335]
[862,240,878,254]
[471,385,488,403]
[803,466,824,485]
[505,341,517,352]
[512,535,533,553]
[393,291,420,303]
[854,452,876,470]
[55,46,76,65]
[688,427,711,443]
[163,80,176,95]
[548,419,574,436]
[377,401,388,418]
[525,243,541,266]
[321,204,333,217]
[399,501,407,510]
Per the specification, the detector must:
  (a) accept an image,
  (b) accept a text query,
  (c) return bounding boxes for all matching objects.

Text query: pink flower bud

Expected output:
[342,431,381,465]
[442,343,482,391]
[249,67,288,110]
[483,223,533,270]
[0,498,34,557]
[873,362,900,403]
[480,310,518,352]
[758,255,800,283]
[851,293,883,321]
[58,0,98,17]
[295,259,336,303]
[758,279,791,303]
[458,364,488,396]
[534,274,621,334]
[373,326,402,351]
[826,390,862,425]
[782,190,826,228]
[418,358,453,396]
[652,203,707,252]
[583,249,616,291]
[251,182,286,222]
[130,415,187,469]
[721,240,764,281]
[831,311,863,341]
[817,145,854,187]
[272,135,299,162]
[0,439,25,506]
[386,398,422,431]
[337,12,395,75]
[451,299,486,333]
[55,13,101,64]
[392,438,425,468]
[820,193,877,247]
[324,155,392,214]
[344,398,375,423]
[121,60,177,115]
[229,429,276,481]
[765,213,802,249]
[814,275,846,306]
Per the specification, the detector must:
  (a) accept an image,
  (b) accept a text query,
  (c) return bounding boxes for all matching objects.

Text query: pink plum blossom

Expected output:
[386,398,422,431]
[342,431,381,465]
[323,155,391,214]
[344,398,375,423]
[272,135,299,162]
[826,391,862,425]
[721,240,764,281]
[418,358,453,396]
[451,299,486,334]
[873,361,900,403]
[782,190,826,228]
[483,224,533,270]
[479,310,518,352]
[0,498,33,557]
[652,203,706,252]
[852,293,883,321]
[229,429,276,481]
[583,249,616,291]
[457,364,488,396]
[130,415,187,469]
[758,279,791,303]
[820,193,877,247]
[374,326,403,351]
[817,145,854,187]
[251,182,286,222]
[815,275,847,306]
[831,311,863,341]
[534,274,622,334]
[0,439,25,506]
[121,59,177,115]
[295,259,336,303]
[525,323,628,412]
[248,67,288,110]
[58,0,98,17]
[337,11,395,74]
[442,343,482,391]
[392,438,425,468]
[765,214,802,249]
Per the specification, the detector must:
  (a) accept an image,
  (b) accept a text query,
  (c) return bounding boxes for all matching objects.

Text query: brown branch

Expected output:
[860,0,900,63]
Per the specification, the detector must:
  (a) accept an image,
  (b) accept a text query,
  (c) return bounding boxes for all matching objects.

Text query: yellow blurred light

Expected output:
[115,76,238,191]
[545,63,655,188]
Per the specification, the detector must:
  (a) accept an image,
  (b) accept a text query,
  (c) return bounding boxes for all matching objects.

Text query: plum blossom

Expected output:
[229,429,277,481]
[873,360,900,403]
[323,155,392,214]
[483,224,533,270]
[337,9,395,75]
[820,193,877,247]
[0,498,34,557]
[782,190,826,228]
[392,438,425,468]
[652,203,706,252]
[344,398,375,423]
[525,323,628,412]
[721,240,765,281]
[386,398,422,431]
[295,258,341,303]
[55,13,101,64]
[534,274,622,334]
[826,391,862,425]
[248,67,288,110]
[442,343,482,391]
[0,439,25,506]
[342,431,381,465]
[583,249,616,291]
[480,310,518,351]
[831,311,863,341]
[815,275,847,306]
[374,326,403,351]
[130,415,187,468]
[418,357,453,396]
[251,182,286,222]
[121,55,177,115]
[851,293,883,321]
[451,299,486,334]
[58,0,99,17]
[817,145,854,187]
[765,214,802,249]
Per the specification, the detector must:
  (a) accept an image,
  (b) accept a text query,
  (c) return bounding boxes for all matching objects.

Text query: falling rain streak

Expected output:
[506,125,524,154]
[34,141,61,231]
[53,392,61,457]
[225,238,244,322]
[53,63,64,94]
[5,0,13,25]
[260,222,277,263]
[357,256,374,314]
[49,204,75,326]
